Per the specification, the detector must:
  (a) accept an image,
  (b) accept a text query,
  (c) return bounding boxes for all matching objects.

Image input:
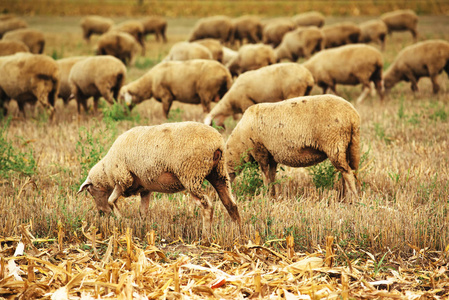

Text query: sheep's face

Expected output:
[118,87,138,109]
[78,178,113,214]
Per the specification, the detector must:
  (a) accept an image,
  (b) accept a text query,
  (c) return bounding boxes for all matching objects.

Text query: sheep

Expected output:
[225,94,360,199]
[56,56,89,105]
[111,20,145,54]
[204,63,314,127]
[262,18,296,47]
[0,53,59,118]
[80,15,114,42]
[140,16,167,43]
[188,15,234,44]
[322,22,361,49]
[292,11,325,28]
[302,44,384,103]
[222,46,238,66]
[380,9,418,42]
[383,39,449,94]
[275,26,324,62]
[96,31,140,66]
[193,39,223,62]
[232,15,263,46]
[359,19,388,51]
[0,40,29,56]
[68,55,126,114]
[226,43,276,77]
[2,28,45,54]
[78,122,242,237]
[163,41,213,61]
[119,59,232,117]
[0,17,27,38]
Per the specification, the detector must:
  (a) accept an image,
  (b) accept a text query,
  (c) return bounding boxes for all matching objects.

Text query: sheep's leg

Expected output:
[160,95,174,118]
[97,83,115,105]
[328,146,358,202]
[403,70,419,92]
[140,191,151,216]
[190,192,214,239]
[198,91,212,113]
[411,29,418,43]
[356,84,371,104]
[253,146,278,196]
[108,184,124,217]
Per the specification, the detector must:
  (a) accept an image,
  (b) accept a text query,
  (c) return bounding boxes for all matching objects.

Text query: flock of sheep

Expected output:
[1,9,449,236]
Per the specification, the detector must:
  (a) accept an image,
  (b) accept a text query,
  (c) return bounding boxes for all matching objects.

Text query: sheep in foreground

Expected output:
[225,94,360,199]
[359,19,388,50]
[2,28,45,54]
[188,15,234,44]
[0,53,59,118]
[141,16,167,43]
[322,22,361,48]
[96,31,140,66]
[232,15,263,45]
[0,17,27,38]
[163,41,213,61]
[383,40,449,94]
[380,9,418,42]
[119,59,232,116]
[303,44,384,103]
[111,20,145,54]
[193,39,223,62]
[69,55,126,114]
[78,122,242,237]
[57,56,89,105]
[262,18,296,47]
[0,40,29,56]
[80,15,114,42]
[275,26,324,62]
[205,63,314,126]
[226,43,276,77]
[292,11,325,28]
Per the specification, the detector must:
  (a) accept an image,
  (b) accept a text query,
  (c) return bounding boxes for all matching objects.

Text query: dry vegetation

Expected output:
[0,2,449,299]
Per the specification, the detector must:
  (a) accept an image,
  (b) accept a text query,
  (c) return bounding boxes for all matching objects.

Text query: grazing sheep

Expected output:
[359,19,388,50]
[303,44,384,103]
[322,22,361,48]
[232,15,263,45]
[0,53,59,118]
[188,15,234,44]
[225,94,360,199]
[80,15,114,42]
[56,56,89,105]
[69,55,126,114]
[163,41,213,61]
[119,59,232,117]
[262,18,296,47]
[0,17,27,38]
[78,122,242,237]
[222,46,238,66]
[384,39,449,94]
[205,63,314,126]
[0,40,29,56]
[141,16,167,43]
[275,26,324,62]
[226,43,276,77]
[381,9,418,42]
[292,11,325,28]
[2,28,45,54]
[193,39,224,62]
[110,20,145,55]
[96,31,140,66]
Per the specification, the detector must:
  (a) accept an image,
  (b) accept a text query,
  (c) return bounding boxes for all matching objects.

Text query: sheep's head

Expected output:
[118,86,137,109]
[383,68,399,91]
[78,177,113,214]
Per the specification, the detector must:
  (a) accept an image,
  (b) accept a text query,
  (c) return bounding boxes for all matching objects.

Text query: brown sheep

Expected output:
[226,43,276,77]
[225,94,360,199]
[163,41,213,61]
[2,28,45,54]
[204,63,314,126]
[232,15,263,46]
[0,40,29,56]
[80,15,114,42]
[96,31,140,66]
[68,55,126,114]
[303,44,384,103]
[110,20,145,55]
[381,9,418,42]
[56,56,89,105]
[275,26,324,62]
[292,11,325,28]
[119,59,232,117]
[262,18,296,47]
[322,22,361,49]
[188,15,234,44]
[141,16,167,43]
[359,19,388,51]
[384,40,449,94]
[0,53,59,118]
[0,17,27,38]
[193,39,224,62]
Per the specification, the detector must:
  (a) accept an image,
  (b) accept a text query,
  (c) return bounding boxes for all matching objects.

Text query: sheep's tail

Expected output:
[348,121,361,172]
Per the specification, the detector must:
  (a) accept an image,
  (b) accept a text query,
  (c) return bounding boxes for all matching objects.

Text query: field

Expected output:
[1,3,449,299]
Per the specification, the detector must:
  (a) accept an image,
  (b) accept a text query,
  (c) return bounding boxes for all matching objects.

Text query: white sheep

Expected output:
[302,44,384,103]
[78,122,242,237]
[204,62,314,126]
[322,22,361,48]
[56,56,89,105]
[262,18,296,47]
[226,43,276,77]
[292,11,325,28]
[275,26,324,62]
[193,39,224,62]
[140,16,167,43]
[188,15,234,44]
[359,19,388,51]
[80,15,114,42]
[232,15,263,46]
[222,46,238,66]
[2,28,45,54]
[163,41,213,61]
[96,31,140,66]
[380,9,418,42]
[110,20,145,55]
[225,94,360,199]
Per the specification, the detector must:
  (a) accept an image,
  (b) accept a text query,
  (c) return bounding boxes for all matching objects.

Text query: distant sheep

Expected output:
[69,55,126,114]
[359,19,388,50]
[232,15,263,45]
[2,28,45,54]
[78,122,242,237]
[381,9,418,42]
[96,31,140,66]
[141,16,167,43]
[303,44,384,103]
[292,11,325,28]
[262,18,296,47]
[119,59,232,117]
[188,15,234,44]
[205,63,314,126]
[194,39,224,62]
[0,53,59,118]
[0,17,27,38]
[225,94,360,199]
[275,26,324,62]
[226,43,276,77]
[322,22,361,48]
[80,15,114,42]
[0,40,29,56]
[384,39,449,94]
[163,41,213,61]
[57,56,89,105]
[111,20,145,55]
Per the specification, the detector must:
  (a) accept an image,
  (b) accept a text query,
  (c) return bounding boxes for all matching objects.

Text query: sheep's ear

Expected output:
[77,177,92,195]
